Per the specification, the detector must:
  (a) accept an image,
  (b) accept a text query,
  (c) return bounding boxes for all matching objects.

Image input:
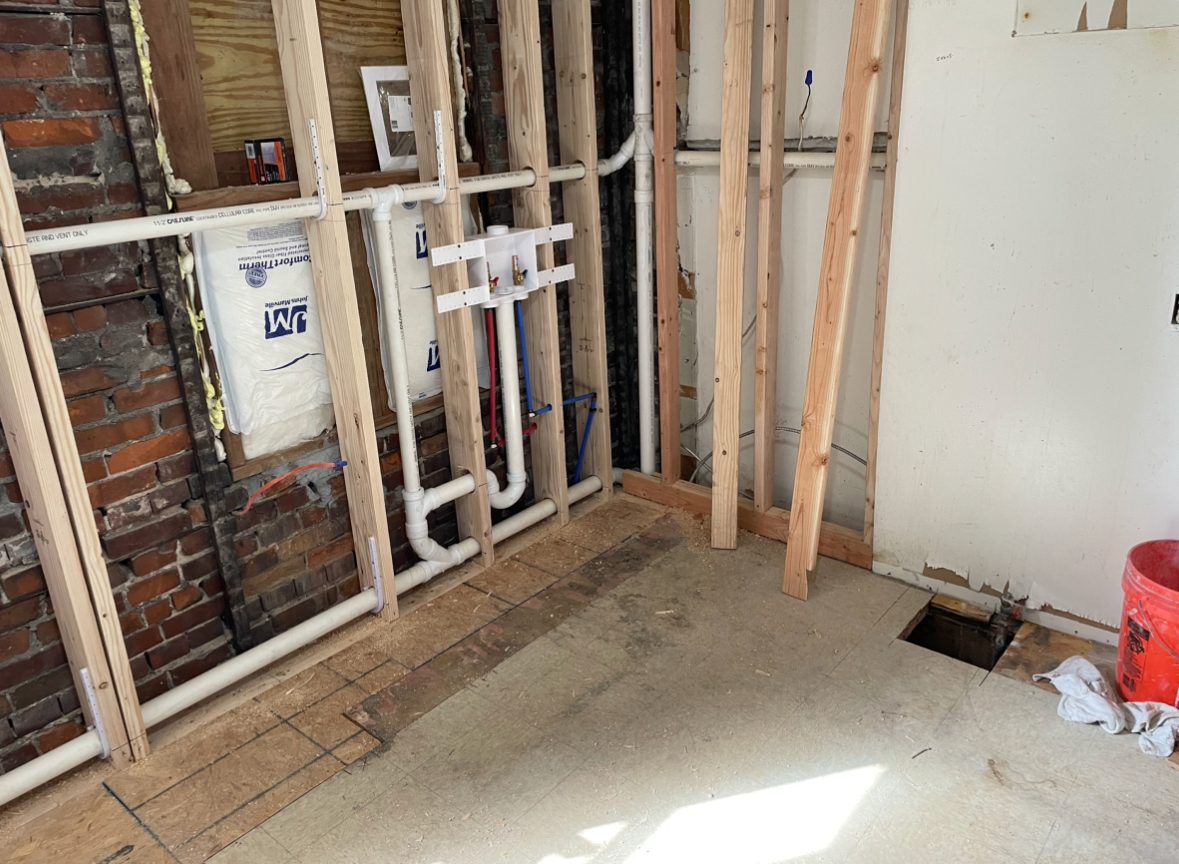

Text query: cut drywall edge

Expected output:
[875,561,1119,646]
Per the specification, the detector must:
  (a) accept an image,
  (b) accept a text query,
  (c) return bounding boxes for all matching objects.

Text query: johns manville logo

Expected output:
[264,303,308,339]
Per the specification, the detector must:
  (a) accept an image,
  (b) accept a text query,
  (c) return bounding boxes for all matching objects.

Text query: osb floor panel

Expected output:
[11,496,1179,862]
[3,494,668,863]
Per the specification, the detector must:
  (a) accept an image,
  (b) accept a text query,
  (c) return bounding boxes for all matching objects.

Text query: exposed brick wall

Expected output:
[0,4,231,772]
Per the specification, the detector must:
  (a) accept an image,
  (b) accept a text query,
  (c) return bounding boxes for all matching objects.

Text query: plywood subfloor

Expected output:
[8,497,1178,862]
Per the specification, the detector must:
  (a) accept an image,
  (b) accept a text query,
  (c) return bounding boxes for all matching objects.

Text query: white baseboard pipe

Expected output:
[489,300,527,509]
[674,149,888,171]
[0,727,104,808]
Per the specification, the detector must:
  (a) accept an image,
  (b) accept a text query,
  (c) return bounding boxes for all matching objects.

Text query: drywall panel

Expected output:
[680,168,882,530]
[685,0,892,144]
[1015,0,1179,36]
[875,0,1179,624]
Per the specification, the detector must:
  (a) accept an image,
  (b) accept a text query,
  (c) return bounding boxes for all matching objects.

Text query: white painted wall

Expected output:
[874,0,1179,624]
[681,0,890,529]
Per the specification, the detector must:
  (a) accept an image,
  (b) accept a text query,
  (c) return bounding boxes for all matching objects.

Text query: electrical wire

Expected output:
[798,69,813,151]
[686,426,867,486]
[242,460,346,514]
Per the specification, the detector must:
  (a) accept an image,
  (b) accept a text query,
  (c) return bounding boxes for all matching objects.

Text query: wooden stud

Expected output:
[270,0,398,616]
[552,0,613,493]
[402,0,494,565]
[0,131,144,765]
[863,0,909,548]
[709,0,756,549]
[138,0,218,191]
[653,0,681,482]
[784,0,894,599]
[497,0,570,524]
[623,471,872,570]
[752,0,789,513]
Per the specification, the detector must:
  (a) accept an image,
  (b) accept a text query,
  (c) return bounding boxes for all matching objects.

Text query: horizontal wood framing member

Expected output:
[623,471,872,570]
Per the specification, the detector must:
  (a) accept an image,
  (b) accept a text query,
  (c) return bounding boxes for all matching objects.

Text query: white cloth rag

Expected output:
[1033,656,1179,758]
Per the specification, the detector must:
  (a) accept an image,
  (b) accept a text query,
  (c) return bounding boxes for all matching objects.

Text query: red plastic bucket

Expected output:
[1117,539,1179,705]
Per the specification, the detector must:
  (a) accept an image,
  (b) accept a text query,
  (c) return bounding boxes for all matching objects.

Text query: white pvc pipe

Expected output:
[600,131,636,176]
[0,727,104,807]
[633,0,656,476]
[489,301,527,509]
[674,149,888,171]
[142,590,378,728]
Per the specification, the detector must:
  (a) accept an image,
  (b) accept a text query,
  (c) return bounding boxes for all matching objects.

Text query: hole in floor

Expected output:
[903,598,1019,671]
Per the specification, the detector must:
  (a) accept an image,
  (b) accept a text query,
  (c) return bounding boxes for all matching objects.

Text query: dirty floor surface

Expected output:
[11,498,1179,863]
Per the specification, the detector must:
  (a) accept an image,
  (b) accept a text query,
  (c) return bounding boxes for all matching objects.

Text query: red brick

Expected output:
[182,552,218,581]
[159,403,188,430]
[149,480,189,513]
[0,597,40,630]
[157,452,195,482]
[0,14,71,45]
[143,599,171,625]
[125,570,180,607]
[60,366,118,397]
[0,629,30,659]
[130,546,177,578]
[0,83,38,114]
[146,320,169,346]
[42,82,117,112]
[37,720,84,753]
[1,565,45,601]
[35,617,59,645]
[105,299,147,325]
[308,534,354,569]
[186,501,207,525]
[179,527,211,557]
[0,509,24,538]
[71,45,110,78]
[71,15,106,45]
[112,377,181,412]
[3,480,21,504]
[106,429,188,475]
[147,636,188,670]
[44,312,74,340]
[68,394,107,427]
[0,644,66,691]
[0,453,13,480]
[160,597,224,640]
[135,673,168,704]
[89,464,156,508]
[74,414,154,456]
[0,49,69,79]
[118,610,143,635]
[81,457,106,483]
[17,181,106,217]
[103,511,190,560]
[72,305,107,331]
[170,585,201,611]
[1,117,101,148]
[234,535,259,558]
[140,363,172,380]
[124,625,163,658]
